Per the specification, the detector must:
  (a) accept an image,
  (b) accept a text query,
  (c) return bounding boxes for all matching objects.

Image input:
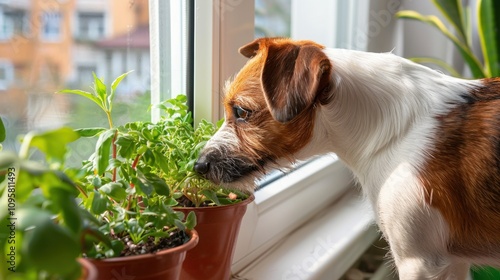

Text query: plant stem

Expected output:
[112,131,117,182]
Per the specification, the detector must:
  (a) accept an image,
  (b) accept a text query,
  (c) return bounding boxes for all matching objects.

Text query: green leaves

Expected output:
[478,0,500,77]
[397,0,500,78]
[21,127,80,162]
[58,71,132,129]
[0,117,5,150]
[23,220,80,275]
[94,129,116,175]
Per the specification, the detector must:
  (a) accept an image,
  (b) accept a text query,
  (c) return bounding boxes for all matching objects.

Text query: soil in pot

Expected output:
[85,230,199,280]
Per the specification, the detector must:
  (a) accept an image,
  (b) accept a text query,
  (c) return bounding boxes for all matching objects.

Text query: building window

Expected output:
[0,8,27,40]
[41,12,61,41]
[0,61,14,90]
[77,12,105,40]
[76,65,97,87]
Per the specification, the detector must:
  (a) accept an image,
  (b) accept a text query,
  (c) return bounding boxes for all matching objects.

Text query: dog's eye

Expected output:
[233,106,251,121]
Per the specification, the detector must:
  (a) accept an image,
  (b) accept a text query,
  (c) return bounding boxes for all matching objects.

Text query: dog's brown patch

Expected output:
[221,38,332,167]
[420,78,500,256]
[224,39,330,166]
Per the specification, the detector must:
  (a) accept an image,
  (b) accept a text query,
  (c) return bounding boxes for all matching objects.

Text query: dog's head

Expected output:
[195,38,333,192]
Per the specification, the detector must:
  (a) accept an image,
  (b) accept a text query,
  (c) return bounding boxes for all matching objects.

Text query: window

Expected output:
[76,12,105,40]
[0,8,27,40]
[186,1,366,279]
[0,60,14,90]
[41,12,62,41]
[76,65,97,87]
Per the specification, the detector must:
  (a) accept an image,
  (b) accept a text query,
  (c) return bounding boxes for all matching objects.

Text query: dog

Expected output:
[194,37,500,279]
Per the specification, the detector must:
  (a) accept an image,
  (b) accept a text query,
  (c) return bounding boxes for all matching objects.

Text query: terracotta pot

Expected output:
[176,195,255,280]
[84,230,198,280]
[78,258,98,280]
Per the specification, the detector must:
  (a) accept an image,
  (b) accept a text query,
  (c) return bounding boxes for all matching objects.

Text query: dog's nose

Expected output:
[194,159,210,175]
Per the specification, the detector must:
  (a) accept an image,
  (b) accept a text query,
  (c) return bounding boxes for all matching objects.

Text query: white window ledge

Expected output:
[233,189,378,280]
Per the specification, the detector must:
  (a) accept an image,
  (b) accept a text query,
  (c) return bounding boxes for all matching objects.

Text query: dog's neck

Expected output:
[310,49,479,191]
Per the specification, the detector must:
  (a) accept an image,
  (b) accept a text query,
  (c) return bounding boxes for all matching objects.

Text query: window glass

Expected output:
[0,0,151,165]
[77,12,105,40]
[255,0,291,37]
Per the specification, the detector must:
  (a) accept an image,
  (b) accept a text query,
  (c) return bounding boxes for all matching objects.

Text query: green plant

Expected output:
[59,72,197,258]
[61,72,248,209]
[149,96,249,207]
[0,128,88,279]
[397,0,500,78]
[0,73,199,279]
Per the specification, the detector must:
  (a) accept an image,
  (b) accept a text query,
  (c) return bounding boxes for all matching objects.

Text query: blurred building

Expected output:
[0,0,149,130]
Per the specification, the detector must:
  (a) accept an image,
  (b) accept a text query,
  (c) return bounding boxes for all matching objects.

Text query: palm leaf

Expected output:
[477,0,500,77]
[397,10,486,78]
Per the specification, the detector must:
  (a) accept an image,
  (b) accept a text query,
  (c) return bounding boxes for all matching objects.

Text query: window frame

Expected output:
[190,0,355,272]
[41,11,62,42]
[0,60,14,90]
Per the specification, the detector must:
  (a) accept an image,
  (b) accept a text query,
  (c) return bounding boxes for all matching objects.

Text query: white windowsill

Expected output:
[230,155,375,279]
[234,189,377,280]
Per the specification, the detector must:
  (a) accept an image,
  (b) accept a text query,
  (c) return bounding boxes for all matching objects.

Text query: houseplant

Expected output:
[61,73,253,280]
[0,74,199,280]
[396,0,500,78]
[58,72,199,279]
[149,96,254,280]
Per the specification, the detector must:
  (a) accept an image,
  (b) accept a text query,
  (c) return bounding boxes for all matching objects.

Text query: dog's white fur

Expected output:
[309,49,481,279]
[197,39,499,279]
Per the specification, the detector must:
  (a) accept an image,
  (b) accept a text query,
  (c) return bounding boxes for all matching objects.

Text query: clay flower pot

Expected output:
[84,230,199,280]
[78,258,98,280]
[176,195,255,280]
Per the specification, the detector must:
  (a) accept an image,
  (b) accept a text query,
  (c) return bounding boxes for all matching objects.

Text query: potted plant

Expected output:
[0,126,97,280]
[58,72,199,279]
[61,72,253,280]
[148,96,254,280]
[0,74,199,280]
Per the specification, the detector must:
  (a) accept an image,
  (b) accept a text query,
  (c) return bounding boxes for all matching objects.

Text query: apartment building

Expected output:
[0,0,149,131]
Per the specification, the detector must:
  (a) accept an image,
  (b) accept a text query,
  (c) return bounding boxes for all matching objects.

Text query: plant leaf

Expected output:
[477,0,500,77]
[109,71,132,111]
[92,72,108,108]
[115,135,136,158]
[0,116,5,143]
[0,151,18,170]
[397,10,486,78]
[29,127,80,162]
[75,127,107,137]
[94,129,115,175]
[58,89,106,112]
[50,188,83,234]
[200,189,221,206]
[184,211,197,230]
[99,182,127,201]
[133,172,154,197]
[432,0,468,43]
[24,220,80,275]
[91,191,108,215]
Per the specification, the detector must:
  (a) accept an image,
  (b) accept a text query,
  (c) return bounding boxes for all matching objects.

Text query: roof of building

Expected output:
[97,25,149,49]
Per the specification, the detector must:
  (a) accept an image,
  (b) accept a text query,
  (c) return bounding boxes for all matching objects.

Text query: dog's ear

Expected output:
[260,42,332,123]
[239,38,262,58]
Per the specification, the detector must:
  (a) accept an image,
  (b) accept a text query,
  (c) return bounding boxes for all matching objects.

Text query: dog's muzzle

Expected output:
[194,148,261,185]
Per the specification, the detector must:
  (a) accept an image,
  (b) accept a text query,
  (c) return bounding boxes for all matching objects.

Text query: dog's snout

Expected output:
[194,156,210,175]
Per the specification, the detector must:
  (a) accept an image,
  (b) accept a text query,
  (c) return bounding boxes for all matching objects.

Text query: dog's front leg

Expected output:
[376,169,470,280]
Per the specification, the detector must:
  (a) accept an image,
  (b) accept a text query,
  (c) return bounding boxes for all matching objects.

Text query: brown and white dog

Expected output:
[194,37,500,279]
